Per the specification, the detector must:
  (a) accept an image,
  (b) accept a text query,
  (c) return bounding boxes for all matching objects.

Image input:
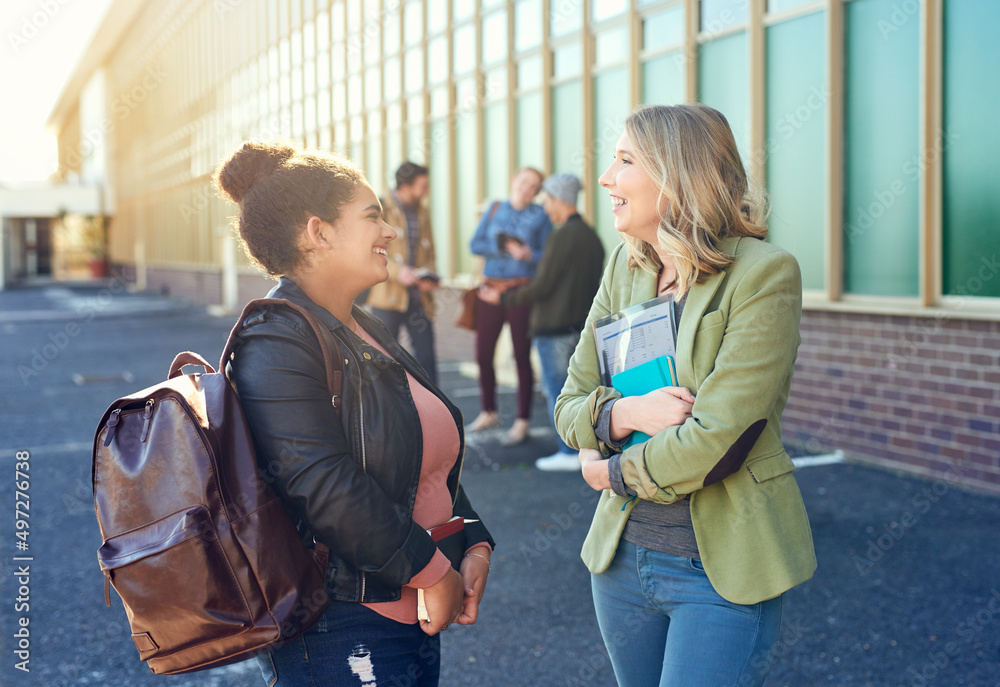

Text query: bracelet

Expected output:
[464,551,491,572]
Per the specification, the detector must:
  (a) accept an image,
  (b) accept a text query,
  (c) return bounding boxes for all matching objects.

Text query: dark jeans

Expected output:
[258,600,441,686]
[474,298,533,420]
[370,298,438,386]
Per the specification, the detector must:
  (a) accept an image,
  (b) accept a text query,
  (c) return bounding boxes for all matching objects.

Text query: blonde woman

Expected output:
[555,104,816,686]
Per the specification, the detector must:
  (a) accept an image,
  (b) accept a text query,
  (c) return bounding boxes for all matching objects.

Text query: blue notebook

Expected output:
[611,356,678,448]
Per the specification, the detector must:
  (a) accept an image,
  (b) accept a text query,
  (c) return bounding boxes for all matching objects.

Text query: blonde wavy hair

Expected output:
[622,103,769,296]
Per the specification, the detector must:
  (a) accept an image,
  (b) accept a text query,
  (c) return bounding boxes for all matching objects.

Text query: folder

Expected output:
[611,356,678,449]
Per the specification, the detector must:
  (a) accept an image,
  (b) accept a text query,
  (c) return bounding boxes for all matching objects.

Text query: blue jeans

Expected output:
[591,540,783,687]
[534,332,579,454]
[257,601,441,686]
[370,297,437,385]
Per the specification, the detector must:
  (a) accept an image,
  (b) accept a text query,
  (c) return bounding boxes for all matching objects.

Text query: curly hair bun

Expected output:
[216,140,297,204]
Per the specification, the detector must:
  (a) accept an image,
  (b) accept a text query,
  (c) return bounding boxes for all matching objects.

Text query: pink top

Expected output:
[357,326,463,624]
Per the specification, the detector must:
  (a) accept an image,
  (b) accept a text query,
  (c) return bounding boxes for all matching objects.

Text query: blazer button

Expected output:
[363,352,372,360]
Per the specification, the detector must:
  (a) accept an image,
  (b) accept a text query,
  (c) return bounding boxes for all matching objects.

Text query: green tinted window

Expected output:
[698,31,748,158]
[765,11,826,290]
[592,67,630,248]
[455,112,479,274]
[843,0,918,296]
[429,119,451,274]
[551,80,584,177]
[517,91,545,169]
[484,101,510,199]
[943,2,1000,298]
[642,52,685,106]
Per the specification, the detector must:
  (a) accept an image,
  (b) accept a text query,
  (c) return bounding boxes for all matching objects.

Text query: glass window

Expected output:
[641,52,685,105]
[595,25,629,66]
[430,85,450,118]
[365,66,381,108]
[291,0,302,27]
[698,31,748,157]
[405,47,425,92]
[280,0,291,35]
[593,0,627,24]
[518,54,544,91]
[553,42,583,79]
[304,20,316,57]
[943,2,1000,297]
[334,121,348,153]
[515,0,542,53]
[700,0,748,33]
[456,77,479,113]
[551,0,582,37]
[364,23,381,65]
[384,55,401,100]
[592,67,630,246]
[551,79,584,177]
[332,48,346,81]
[404,0,424,45]
[643,6,685,52]
[347,0,362,34]
[318,88,332,125]
[408,94,425,123]
[386,129,403,184]
[333,4,346,41]
[317,10,330,46]
[429,36,449,83]
[348,73,363,113]
[484,101,510,198]
[517,91,545,169]
[428,0,447,34]
[383,7,401,55]
[484,66,508,101]
[765,11,826,291]
[292,65,304,101]
[843,0,919,296]
[305,94,317,132]
[334,82,347,119]
[454,0,475,22]
[387,103,403,129]
[454,24,477,74]
[482,10,508,65]
[429,119,452,272]
[455,112,479,273]
[768,0,816,12]
[408,122,426,163]
[318,50,331,88]
[366,111,385,189]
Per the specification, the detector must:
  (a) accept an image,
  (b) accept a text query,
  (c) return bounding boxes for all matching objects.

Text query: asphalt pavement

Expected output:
[0,282,998,687]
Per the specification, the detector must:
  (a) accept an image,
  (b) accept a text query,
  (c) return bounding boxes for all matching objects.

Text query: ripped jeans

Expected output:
[257,600,441,687]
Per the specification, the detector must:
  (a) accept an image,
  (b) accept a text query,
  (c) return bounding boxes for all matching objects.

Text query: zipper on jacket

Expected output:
[357,356,367,601]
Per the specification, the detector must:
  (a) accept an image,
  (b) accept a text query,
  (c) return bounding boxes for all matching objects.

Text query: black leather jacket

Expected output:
[231,278,494,603]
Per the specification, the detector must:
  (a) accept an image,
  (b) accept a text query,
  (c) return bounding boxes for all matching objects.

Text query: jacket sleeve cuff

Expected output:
[406,549,452,589]
[608,454,637,498]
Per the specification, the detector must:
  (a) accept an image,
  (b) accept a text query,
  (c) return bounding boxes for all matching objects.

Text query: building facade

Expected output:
[49,0,1000,491]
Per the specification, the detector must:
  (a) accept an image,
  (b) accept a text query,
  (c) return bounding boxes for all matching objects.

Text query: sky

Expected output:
[0,0,115,184]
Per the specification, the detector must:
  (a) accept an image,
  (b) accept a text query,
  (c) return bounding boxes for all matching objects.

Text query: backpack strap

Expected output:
[220,298,344,411]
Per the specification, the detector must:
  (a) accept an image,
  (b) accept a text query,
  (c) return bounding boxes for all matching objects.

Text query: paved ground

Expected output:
[0,282,998,686]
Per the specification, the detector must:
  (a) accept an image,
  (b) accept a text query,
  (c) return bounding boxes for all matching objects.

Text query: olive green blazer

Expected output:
[554,236,817,605]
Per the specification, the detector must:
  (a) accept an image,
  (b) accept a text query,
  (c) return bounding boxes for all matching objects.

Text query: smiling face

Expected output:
[598,130,667,245]
[509,169,543,209]
[324,182,397,290]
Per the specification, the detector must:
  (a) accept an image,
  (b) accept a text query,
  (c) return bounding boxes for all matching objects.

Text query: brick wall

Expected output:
[782,309,1000,494]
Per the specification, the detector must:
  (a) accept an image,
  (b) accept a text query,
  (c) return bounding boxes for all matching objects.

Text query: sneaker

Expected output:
[466,411,500,432]
[535,452,581,472]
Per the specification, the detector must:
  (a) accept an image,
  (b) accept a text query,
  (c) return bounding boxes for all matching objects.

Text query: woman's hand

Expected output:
[419,567,465,636]
[505,240,533,262]
[478,284,501,305]
[579,449,610,492]
[455,546,491,625]
[609,387,695,442]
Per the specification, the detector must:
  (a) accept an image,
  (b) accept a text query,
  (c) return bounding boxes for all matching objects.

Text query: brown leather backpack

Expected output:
[92,299,340,674]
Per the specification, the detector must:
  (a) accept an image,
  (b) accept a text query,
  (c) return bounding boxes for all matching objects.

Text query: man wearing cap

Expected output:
[480,173,605,471]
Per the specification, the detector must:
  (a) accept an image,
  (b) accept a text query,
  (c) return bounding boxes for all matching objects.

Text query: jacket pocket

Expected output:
[745,450,795,483]
[98,505,252,660]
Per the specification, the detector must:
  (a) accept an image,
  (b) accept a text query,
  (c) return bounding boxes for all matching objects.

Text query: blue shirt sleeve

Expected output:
[470,201,502,258]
